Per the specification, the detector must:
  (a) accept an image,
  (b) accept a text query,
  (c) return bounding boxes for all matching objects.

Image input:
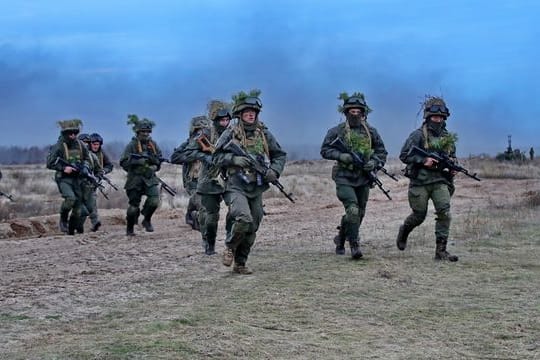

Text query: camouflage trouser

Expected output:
[200,193,225,244]
[126,184,160,223]
[223,191,264,266]
[56,177,84,223]
[336,184,370,241]
[80,182,99,228]
[403,183,451,240]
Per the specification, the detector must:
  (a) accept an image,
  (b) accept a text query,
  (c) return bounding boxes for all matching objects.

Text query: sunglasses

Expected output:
[216,109,231,118]
[426,105,449,114]
[65,130,79,136]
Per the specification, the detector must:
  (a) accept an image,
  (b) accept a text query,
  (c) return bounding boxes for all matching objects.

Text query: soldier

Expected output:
[213,90,287,274]
[46,119,92,235]
[119,115,163,236]
[77,133,103,233]
[530,147,534,161]
[171,116,210,231]
[321,92,388,259]
[396,96,459,262]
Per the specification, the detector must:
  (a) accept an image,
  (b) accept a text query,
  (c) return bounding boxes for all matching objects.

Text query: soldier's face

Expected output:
[218,116,230,127]
[91,142,101,152]
[241,109,257,124]
[430,115,445,123]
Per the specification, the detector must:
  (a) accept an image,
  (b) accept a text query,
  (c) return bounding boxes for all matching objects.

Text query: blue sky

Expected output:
[0,0,538,156]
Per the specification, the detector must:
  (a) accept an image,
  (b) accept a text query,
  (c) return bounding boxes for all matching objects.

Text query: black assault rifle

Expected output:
[329,137,392,200]
[0,190,14,202]
[129,153,177,197]
[100,174,119,191]
[223,140,295,203]
[54,157,105,190]
[407,146,481,181]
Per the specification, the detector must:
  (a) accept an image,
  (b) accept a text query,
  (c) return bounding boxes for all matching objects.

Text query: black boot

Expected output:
[205,238,216,255]
[67,216,78,236]
[126,217,135,236]
[333,226,346,255]
[141,217,154,232]
[91,221,101,232]
[349,239,363,260]
[396,225,413,251]
[59,211,69,233]
[435,239,458,262]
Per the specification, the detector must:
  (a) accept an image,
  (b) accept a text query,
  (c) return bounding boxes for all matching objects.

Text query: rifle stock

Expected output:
[0,190,15,202]
[408,146,481,181]
[223,140,295,203]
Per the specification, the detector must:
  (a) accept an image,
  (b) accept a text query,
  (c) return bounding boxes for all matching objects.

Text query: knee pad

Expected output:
[127,205,140,218]
[145,196,160,210]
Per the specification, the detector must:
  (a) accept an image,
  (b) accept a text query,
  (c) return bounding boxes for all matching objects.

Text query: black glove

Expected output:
[265,169,278,183]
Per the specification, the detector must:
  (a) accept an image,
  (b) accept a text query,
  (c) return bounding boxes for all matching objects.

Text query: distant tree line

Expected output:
[0,142,320,165]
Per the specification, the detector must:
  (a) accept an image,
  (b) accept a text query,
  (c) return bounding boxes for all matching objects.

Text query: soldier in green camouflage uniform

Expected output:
[119,115,163,236]
[86,133,114,231]
[77,133,103,233]
[46,119,92,235]
[171,116,210,231]
[172,102,232,255]
[396,97,459,261]
[321,93,388,259]
[213,90,287,274]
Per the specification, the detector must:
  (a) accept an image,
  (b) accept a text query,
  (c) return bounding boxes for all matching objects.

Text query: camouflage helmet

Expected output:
[338,92,372,114]
[78,133,91,143]
[89,133,103,144]
[423,96,450,119]
[231,89,262,117]
[57,119,83,133]
[189,115,210,136]
[126,114,155,133]
[207,100,232,121]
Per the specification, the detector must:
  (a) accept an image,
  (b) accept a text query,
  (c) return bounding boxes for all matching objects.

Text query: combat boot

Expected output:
[91,221,101,232]
[396,225,413,251]
[59,211,69,233]
[349,238,363,260]
[233,263,253,275]
[126,217,135,236]
[222,248,234,266]
[333,226,346,255]
[141,217,154,232]
[435,239,458,262]
[67,216,77,236]
[205,238,216,255]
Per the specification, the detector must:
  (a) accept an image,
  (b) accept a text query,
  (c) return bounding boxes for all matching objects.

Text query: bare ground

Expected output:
[1,165,539,359]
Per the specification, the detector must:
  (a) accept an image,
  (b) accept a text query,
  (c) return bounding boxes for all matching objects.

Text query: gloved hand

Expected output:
[264,169,278,183]
[363,159,377,172]
[339,153,353,164]
[148,155,161,166]
[232,156,251,168]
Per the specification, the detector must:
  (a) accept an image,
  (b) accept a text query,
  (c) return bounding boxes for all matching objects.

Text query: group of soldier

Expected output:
[44,89,464,275]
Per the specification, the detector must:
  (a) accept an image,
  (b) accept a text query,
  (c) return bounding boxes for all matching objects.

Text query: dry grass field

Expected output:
[0,159,539,359]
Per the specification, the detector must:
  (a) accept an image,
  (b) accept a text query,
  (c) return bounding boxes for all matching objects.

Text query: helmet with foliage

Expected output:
[423,96,450,119]
[127,114,155,133]
[231,89,262,117]
[78,133,90,143]
[57,119,83,134]
[189,115,210,136]
[338,92,371,114]
[207,100,232,121]
[89,133,103,144]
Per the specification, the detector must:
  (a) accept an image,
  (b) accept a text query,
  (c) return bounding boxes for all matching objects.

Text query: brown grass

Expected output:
[0,159,539,359]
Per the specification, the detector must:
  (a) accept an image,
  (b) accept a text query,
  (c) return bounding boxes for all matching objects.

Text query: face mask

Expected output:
[346,114,362,127]
[428,120,443,134]
[137,132,151,142]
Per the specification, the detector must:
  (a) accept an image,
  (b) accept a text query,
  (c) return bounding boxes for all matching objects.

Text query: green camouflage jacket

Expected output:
[119,137,162,189]
[320,122,387,186]
[46,136,92,181]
